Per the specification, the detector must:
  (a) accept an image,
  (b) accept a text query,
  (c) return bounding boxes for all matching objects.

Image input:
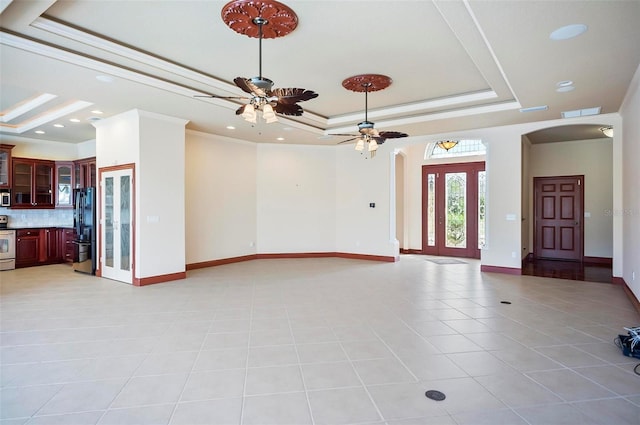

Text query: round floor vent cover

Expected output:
[425,390,446,401]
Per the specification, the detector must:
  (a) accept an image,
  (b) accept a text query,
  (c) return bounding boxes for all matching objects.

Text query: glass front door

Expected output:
[422,162,485,258]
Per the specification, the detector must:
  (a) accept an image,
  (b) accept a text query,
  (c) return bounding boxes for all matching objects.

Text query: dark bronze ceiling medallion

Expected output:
[221,0,298,39]
[342,74,392,93]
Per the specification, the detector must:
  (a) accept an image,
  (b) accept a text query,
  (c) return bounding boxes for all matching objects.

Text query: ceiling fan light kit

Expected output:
[196,0,317,124]
[334,74,409,158]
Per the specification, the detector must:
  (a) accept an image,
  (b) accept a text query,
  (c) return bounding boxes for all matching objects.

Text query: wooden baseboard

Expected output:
[583,256,613,266]
[621,280,640,315]
[186,254,258,270]
[134,271,186,286]
[481,265,522,275]
[400,249,423,254]
[186,251,397,271]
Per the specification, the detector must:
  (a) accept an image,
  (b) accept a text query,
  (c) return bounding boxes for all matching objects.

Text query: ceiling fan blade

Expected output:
[328,133,358,137]
[271,88,319,104]
[273,102,304,116]
[234,77,266,97]
[194,94,247,100]
[337,137,360,145]
[377,131,409,139]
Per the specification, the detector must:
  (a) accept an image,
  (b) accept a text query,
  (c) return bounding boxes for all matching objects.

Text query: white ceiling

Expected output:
[1,0,638,146]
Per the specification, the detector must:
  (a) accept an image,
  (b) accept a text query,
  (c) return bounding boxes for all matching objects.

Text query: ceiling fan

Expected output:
[331,74,408,158]
[195,0,318,123]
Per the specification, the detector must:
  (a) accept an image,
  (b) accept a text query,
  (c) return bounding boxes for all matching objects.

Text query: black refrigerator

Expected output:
[73,187,96,275]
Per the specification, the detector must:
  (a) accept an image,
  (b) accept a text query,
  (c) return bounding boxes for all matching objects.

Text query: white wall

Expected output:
[4,137,91,160]
[137,112,187,278]
[528,138,613,258]
[620,64,640,299]
[521,136,531,259]
[335,145,398,258]
[257,144,337,254]
[95,109,188,280]
[185,131,257,263]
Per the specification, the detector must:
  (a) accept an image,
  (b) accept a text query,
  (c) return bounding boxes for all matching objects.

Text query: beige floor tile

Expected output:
[2,258,639,425]
[301,362,361,390]
[27,411,104,425]
[245,365,304,395]
[308,387,381,424]
[111,374,188,408]
[242,392,312,425]
[170,398,242,425]
[526,369,617,401]
[181,369,245,401]
[97,405,173,425]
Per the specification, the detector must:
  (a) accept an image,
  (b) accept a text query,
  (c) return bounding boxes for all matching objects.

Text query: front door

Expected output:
[422,162,485,258]
[100,166,134,284]
[534,175,583,261]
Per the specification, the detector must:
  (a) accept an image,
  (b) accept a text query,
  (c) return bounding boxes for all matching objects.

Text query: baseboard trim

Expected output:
[621,280,640,315]
[400,249,423,254]
[186,255,258,270]
[583,256,613,266]
[481,265,522,275]
[134,271,187,286]
[186,252,397,271]
[256,252,397,262]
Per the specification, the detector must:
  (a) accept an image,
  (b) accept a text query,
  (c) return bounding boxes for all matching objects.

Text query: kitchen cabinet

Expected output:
[0,144,14,188]
[42,228,60,263]
[15,227,69,267]
[16,229,40,268]
[55,162,74,208]
[11,158,55,209]
[61,228,76,263]
[74,157,96,188]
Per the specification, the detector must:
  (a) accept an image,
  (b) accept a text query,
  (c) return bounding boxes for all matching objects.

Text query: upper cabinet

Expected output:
[55,161,74,208]
[12,157,55,209]
[75,157,96,189]
[0,144,14,188]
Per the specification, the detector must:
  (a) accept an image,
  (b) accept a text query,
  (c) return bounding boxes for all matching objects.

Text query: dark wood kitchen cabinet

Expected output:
[55,162,74,208]
[74,157,96,189]
[0,144,14,188]
[11,157,55,209]
[61,228,77,263]
[16,229,40,268]
[42,228,60,263]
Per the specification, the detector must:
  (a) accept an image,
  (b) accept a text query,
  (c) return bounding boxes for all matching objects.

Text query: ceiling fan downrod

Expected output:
[253,17,267,79]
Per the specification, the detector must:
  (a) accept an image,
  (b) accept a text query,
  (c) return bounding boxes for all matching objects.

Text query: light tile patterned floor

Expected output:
[1,256,639,425]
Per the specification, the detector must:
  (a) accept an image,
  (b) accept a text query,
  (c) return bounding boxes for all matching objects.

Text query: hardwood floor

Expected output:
[522,258,613,284]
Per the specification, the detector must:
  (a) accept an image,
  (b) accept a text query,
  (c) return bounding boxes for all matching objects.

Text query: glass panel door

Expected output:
[445,172,467,248]
[101,168,133,284]
[422,162,485,258]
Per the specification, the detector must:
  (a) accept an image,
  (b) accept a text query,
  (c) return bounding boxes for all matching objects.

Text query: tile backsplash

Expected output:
[0,208,73,228]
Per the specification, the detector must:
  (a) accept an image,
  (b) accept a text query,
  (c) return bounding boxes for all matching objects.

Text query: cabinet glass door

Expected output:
[13,162,33,206]
[0,150,9,187]
[56,164,73,207]
[101,168,133,284]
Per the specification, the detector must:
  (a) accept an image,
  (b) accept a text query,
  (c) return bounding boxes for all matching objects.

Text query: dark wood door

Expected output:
[422,162,485,258]
[534,176,583,261]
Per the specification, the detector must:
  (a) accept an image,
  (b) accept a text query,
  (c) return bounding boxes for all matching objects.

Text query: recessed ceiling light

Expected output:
[90,110,103,115]
[550,24,587,40]
[35,130,45,134]
[96,75,114,83]
[226,125,235,130]
[87,116,102,122]
[556,86,575,93]
[53,124,65,128]
[282,127,293,131]
[557,80,573,87]
[276,137,285,141]
[69,118,81,123]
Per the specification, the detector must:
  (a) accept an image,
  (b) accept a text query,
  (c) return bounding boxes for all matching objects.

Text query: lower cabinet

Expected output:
[61,228,77,263]
[16,229,40,268]
[16,227,72,268]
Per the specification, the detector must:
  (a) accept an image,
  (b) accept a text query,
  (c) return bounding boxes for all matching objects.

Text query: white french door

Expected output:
[100,168,133,284]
